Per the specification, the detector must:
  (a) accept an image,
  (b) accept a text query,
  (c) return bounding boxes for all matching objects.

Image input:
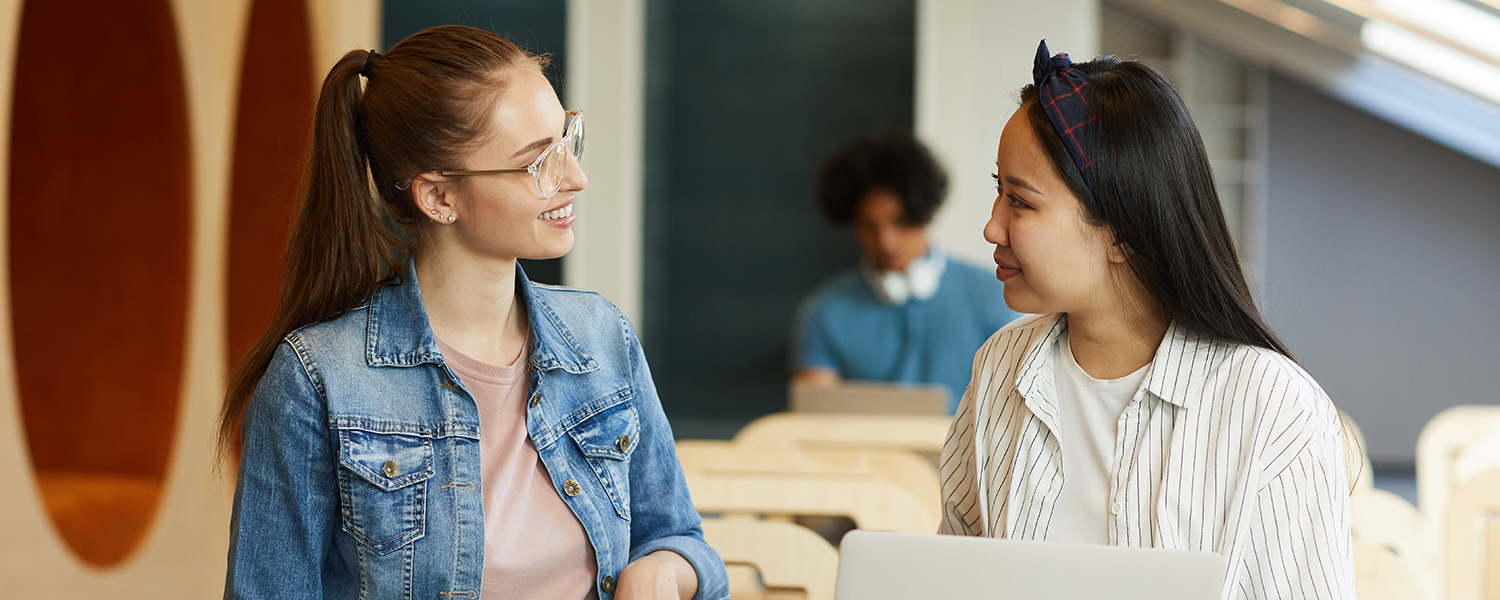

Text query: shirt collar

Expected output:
[1012,314,1212,418]
[365,258,597,374]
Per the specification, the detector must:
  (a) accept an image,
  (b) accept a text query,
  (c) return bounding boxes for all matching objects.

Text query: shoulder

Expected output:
[1189,339,1342,475]
[797,267,871,316]
[806,268,868,303]
[969,313,1060,384]
[1218,343,1336,427]
[977,313,1056,357]
[528,283,639,356]
[282,303,373,366]
[530,282,623,317]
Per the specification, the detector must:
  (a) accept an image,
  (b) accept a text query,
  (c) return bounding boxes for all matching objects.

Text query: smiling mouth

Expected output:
[538,203,573,221]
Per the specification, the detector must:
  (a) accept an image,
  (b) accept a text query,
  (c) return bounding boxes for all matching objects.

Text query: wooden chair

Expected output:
[702,519,839,600]
[1443,464,1500,600]
[684,465,939,534]
[1416,405,1500,518]
[1354,540,1430,600]
[676,440,939,509]
[732,413,954,461]
[1353,487,1438,600]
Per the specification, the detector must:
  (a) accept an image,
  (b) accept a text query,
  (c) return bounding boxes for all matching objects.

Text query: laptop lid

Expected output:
[789,381,949,415]
[834,530,1226,600]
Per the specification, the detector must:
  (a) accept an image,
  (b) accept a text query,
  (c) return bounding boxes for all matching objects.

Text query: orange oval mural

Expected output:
[9,0,190,566]
[228,0,313,381]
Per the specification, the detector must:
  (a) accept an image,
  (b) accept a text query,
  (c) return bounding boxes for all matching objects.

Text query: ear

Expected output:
[409,174,457,224]
[1106,238,1131,264]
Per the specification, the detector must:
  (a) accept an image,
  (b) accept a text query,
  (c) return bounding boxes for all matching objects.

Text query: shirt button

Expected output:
[382,460,398,478]
[1111,501,1123,515]
[617,434,631,452]
[601,575,615,593]
[563,479,581,497]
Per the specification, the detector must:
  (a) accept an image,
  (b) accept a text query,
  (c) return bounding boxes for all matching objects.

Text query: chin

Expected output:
[1001,287,1044,315]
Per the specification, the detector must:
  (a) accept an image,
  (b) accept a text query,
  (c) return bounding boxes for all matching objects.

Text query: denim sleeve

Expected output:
[790,295,836,372]
[225,340,338,600]
[619,316,730,600]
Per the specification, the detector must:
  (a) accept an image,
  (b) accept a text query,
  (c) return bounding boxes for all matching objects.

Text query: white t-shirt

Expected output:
[1044,330,1149,545]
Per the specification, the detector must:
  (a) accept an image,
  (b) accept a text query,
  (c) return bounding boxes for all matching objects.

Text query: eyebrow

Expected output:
[510,137,553,159]
[1005,175,1042,194]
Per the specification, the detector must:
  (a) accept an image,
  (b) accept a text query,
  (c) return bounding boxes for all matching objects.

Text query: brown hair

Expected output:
[218,25,543,455]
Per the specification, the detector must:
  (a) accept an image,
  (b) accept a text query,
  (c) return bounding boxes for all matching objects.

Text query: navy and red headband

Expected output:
[1033,40,1139,243]
[1033,40,1101,202]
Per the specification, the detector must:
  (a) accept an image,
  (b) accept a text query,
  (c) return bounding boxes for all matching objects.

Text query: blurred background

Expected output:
[1,0,1497,596]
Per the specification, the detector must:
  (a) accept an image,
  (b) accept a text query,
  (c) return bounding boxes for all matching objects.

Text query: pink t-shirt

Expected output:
[435,337,598,600]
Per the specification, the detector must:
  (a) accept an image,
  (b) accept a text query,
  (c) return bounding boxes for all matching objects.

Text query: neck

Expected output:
[414,241,529,366]
[1065,277,1168,380]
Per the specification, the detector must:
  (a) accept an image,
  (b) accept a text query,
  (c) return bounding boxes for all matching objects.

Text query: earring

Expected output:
[429,209,438,215]
[447,215,455,223]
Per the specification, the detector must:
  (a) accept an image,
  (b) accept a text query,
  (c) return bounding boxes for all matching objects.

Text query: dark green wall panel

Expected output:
[643,0,915,423]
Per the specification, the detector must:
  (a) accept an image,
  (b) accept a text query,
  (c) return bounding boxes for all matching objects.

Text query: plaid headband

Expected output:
[1033,40,1101,202]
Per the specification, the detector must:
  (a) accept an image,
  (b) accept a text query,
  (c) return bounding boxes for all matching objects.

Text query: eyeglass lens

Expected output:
[536,114,585,198]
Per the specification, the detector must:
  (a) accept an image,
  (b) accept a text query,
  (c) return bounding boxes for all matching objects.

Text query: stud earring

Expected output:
[429,209,437,215]
[447,215,455,223]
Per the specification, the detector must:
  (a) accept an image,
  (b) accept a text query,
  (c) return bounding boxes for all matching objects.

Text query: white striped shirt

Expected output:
[939,313,1354,600]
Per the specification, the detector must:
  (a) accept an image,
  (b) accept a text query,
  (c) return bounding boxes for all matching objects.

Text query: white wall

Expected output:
[1264,74,1500,465]
[564,0,646,326]
[915,0,1099,267]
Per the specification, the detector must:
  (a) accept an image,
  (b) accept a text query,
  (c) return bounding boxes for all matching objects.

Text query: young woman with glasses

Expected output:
[219,25,727,600]
[939,42,1354,599]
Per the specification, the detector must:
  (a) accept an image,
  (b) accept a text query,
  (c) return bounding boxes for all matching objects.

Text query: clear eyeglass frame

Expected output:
[433,110,584,199]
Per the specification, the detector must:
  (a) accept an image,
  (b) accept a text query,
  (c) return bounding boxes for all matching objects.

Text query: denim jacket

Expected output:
[226,260,729,600]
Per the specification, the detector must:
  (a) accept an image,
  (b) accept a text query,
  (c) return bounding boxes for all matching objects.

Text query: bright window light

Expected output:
[1374,0,1500,61]
[1362,20,1500,104]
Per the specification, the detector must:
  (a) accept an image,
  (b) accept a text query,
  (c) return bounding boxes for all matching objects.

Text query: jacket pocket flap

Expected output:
[566,395,640,461]
[337,429,435,491]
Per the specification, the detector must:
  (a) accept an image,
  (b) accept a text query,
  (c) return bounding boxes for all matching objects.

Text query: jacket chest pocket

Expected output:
[565,396,640,521]
[335,428,435,554]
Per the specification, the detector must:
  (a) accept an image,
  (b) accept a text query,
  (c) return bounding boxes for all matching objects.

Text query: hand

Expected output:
[615,551,697,600]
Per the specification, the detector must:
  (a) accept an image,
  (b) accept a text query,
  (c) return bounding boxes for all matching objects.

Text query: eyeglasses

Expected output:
[436,110,584,198]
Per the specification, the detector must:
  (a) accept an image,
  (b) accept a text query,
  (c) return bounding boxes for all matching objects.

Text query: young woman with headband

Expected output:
[219,25,728,600]
[939,41,1354,598]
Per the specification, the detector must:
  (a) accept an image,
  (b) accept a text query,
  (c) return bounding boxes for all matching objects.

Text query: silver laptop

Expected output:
[835,530,1226,600]
[788,381,949,415]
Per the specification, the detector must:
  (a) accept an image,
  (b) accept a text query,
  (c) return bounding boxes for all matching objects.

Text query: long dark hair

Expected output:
[1018,56,1292,359]
[217,26,543,455]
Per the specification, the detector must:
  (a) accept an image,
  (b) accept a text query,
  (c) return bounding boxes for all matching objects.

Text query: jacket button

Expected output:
[529,393,540,408]
[617,434,631,452]
[563,479,581,497]
[382,460,398,478]
[601,575,615,593]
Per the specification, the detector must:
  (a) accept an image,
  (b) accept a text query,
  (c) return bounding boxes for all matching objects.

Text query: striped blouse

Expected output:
[939,313,1355,600]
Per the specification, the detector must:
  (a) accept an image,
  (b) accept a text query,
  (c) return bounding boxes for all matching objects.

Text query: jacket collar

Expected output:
[365,258,598,373]
[1012,314,1210,429]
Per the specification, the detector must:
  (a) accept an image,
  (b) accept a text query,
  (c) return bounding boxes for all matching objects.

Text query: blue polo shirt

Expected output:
[791,257,1022,412]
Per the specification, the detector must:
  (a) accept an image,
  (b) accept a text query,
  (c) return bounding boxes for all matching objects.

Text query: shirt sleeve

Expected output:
[225,340,338,600]
[619,313,731,600]
[790,294,838,372]
[938,345,986,537]
[1230,427,1356,600]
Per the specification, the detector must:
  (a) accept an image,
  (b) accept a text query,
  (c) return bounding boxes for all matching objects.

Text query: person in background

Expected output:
[791,133,1022,412]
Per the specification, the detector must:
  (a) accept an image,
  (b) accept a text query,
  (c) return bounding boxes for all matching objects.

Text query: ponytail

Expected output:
[219,27,542,458]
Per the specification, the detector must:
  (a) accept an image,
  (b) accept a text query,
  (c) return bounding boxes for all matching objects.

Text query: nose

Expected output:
[558,147,588,194]
[983,196,1010,247]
